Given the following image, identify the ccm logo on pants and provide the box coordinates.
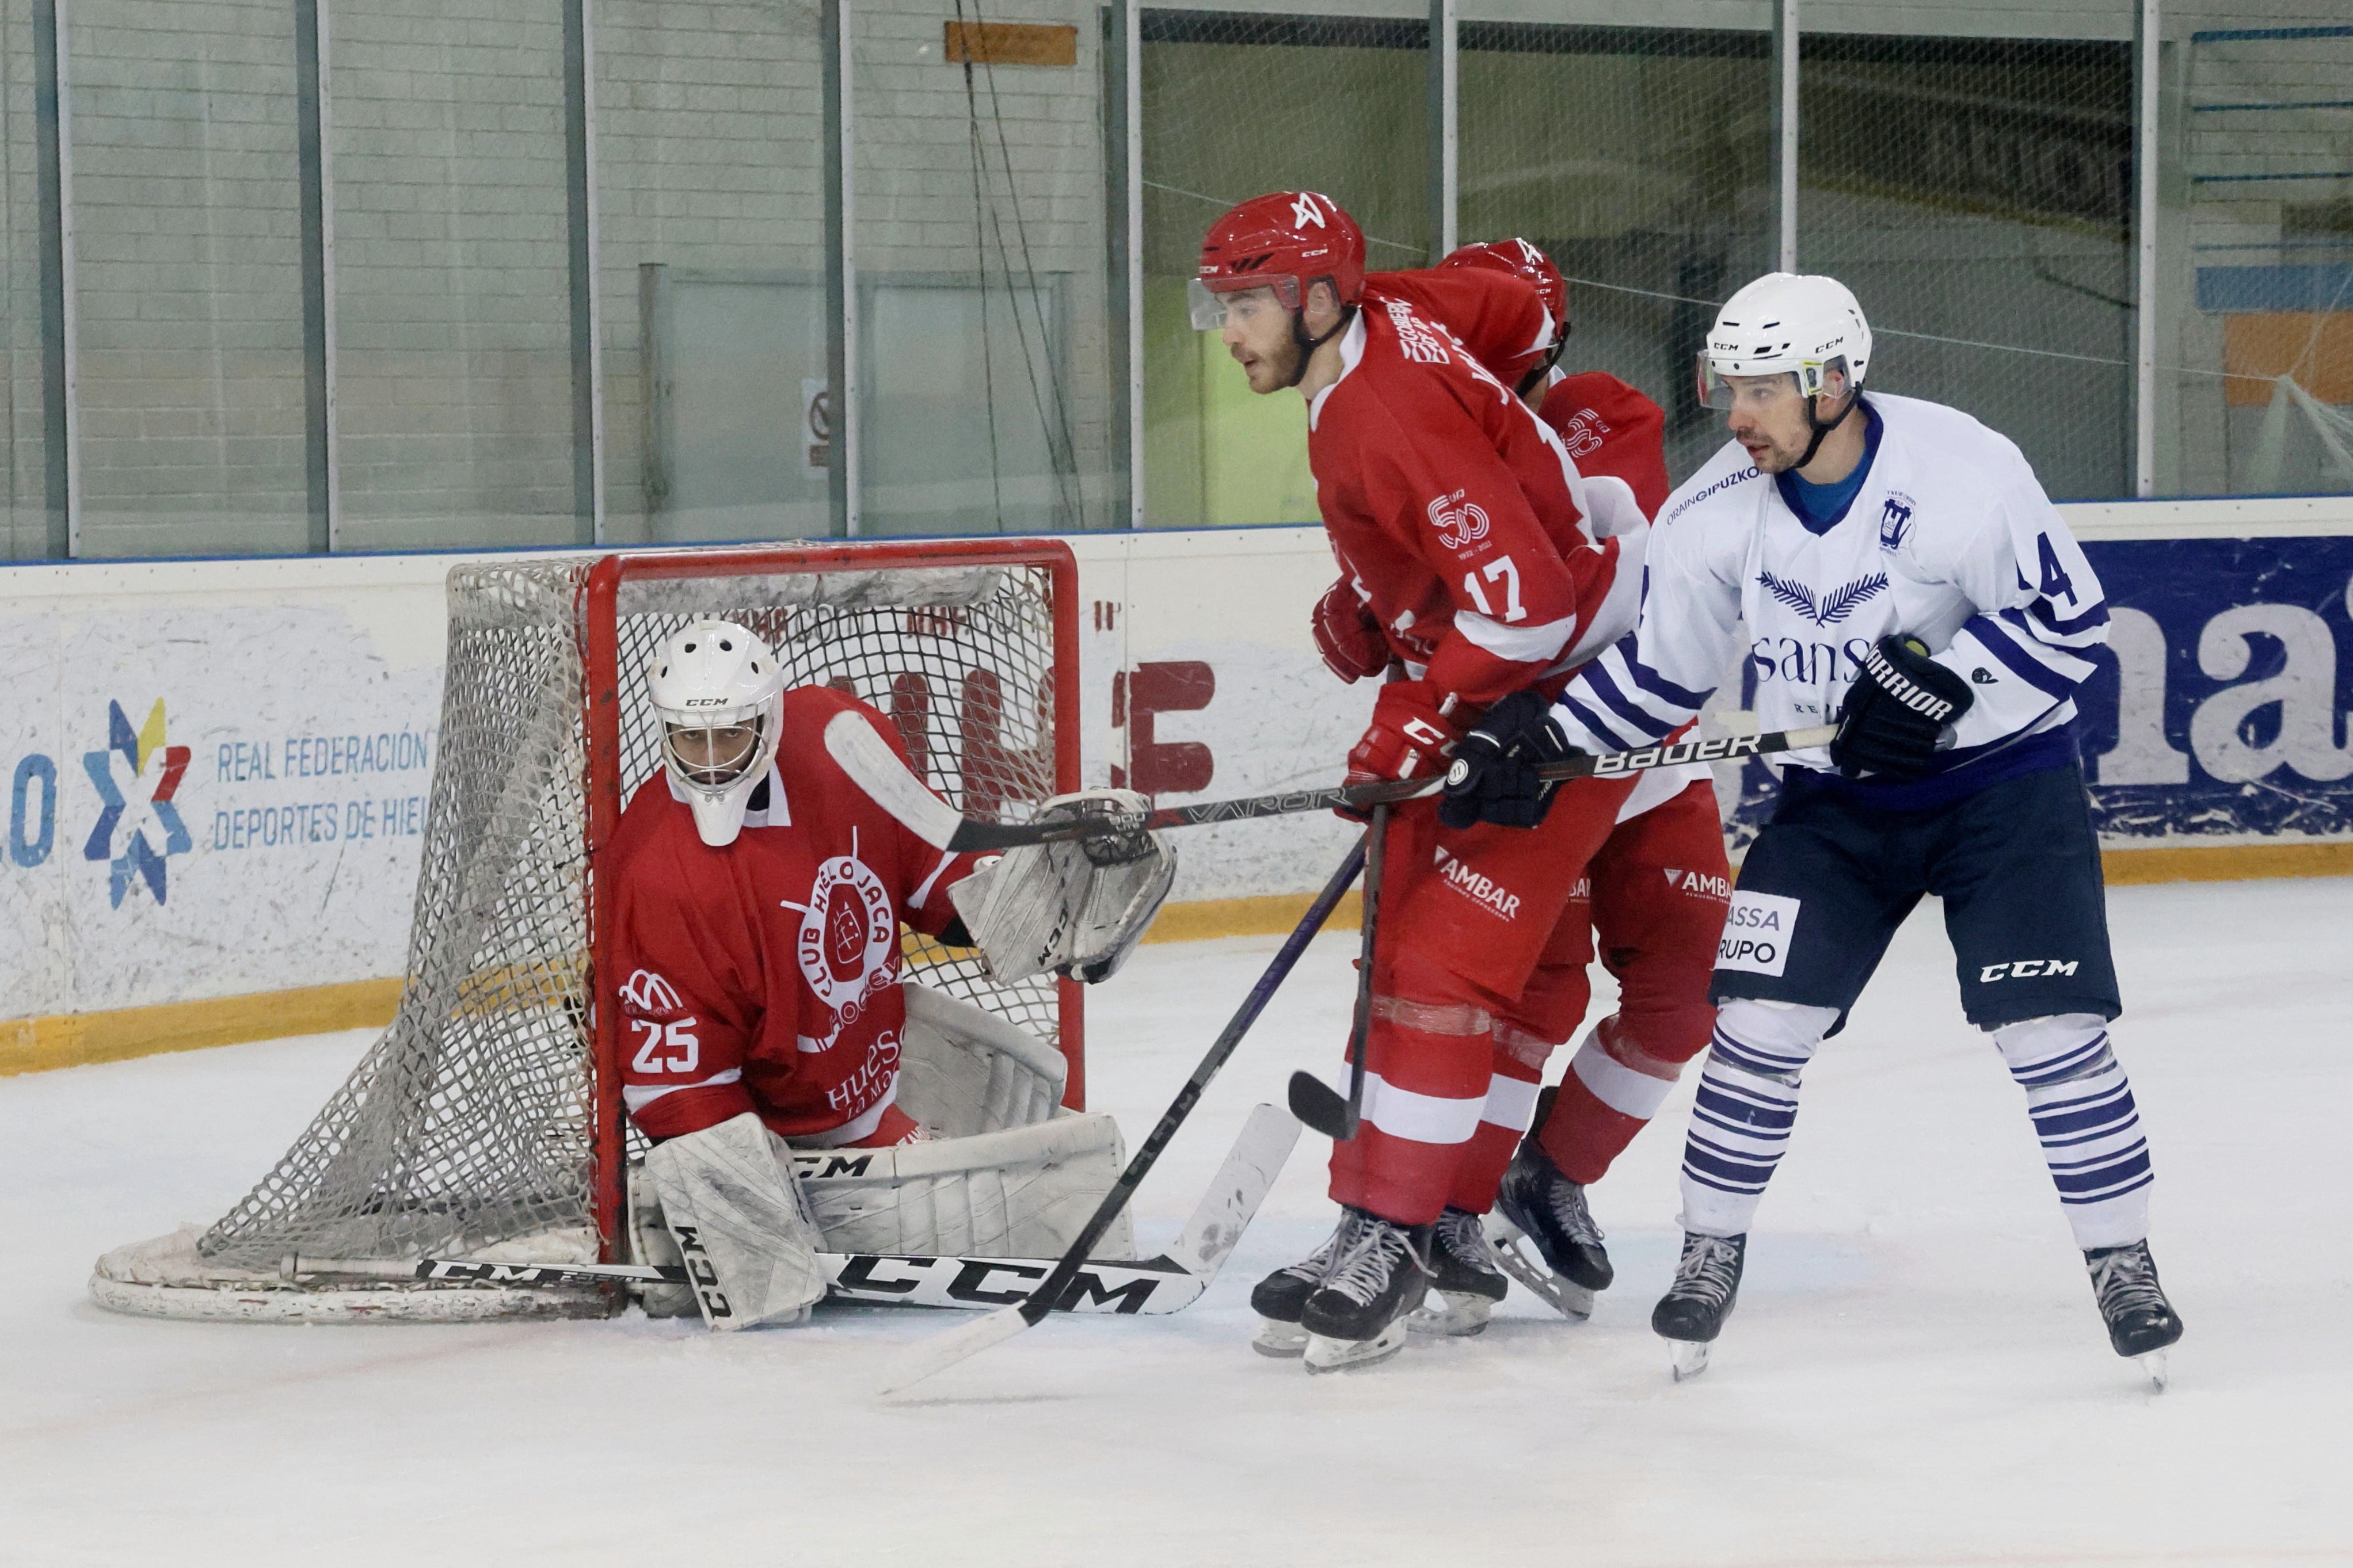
[1980,959,2081,981]
[1716,891,1800,977]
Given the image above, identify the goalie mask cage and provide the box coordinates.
[91,539,1082,1323]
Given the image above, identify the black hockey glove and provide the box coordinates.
[1440,690,1577,830]
[1830,634,1975,780]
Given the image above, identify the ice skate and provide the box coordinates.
[1653,1231,1746,1382]
[1407,1207,1509,1337]
[1248,1223,1343,1357]
[2085,1239,2182,1390]
[1299,1207,1434,1373]
[1491,1137,1610,1319]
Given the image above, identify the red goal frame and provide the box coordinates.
[577,539,1083,1261]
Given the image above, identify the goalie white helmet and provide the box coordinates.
[647,619,787,847]
[1696,271,1872,408]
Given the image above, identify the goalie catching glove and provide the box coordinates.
[950,788,1176,984]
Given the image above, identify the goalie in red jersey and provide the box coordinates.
[609,619,1172,1331]
[1194,190,1710,1370]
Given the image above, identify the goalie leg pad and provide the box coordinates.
[949,788,1176,985]
[627,1161,699,1319]
[644,1112,828,1332]
[798,1112,1134,1261]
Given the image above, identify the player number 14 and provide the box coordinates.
[1463,556,1526,623]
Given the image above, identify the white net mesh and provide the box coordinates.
[180,547,1068,1285]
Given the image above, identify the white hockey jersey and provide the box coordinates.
[1552,392,2110,799]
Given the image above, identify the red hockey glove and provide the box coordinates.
[1312,579,1391,684]
[1341,681,1463,819]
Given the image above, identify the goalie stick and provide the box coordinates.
[282,1103,1296,1318]
[878,833,1369,1395]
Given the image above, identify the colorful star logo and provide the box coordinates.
[82,699,192,907]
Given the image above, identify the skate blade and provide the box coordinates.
[1251,1318,1308,1359]
[1303,1319,1410,1373]
[1406,1290,1495,1338]
[1481,1218,1594,1321]
[1669,1339,1711,1382]
[2136,1348,2169,1392]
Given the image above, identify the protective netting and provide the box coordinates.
[1461,19,1775,484]
[1798,28,2136,502]
[2160,14,2353,496]
[193,552,1064,1273]
[1140,10,1433,529]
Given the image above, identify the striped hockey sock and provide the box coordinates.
[1994,1014,2153,1250]
[1676,999,1837,1238]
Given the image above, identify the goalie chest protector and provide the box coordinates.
[608,686,977,1145]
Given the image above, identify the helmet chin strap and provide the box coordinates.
[1282,300,1357,389]
[1792,388,1861,471]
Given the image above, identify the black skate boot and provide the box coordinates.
[1491,1127,1612,1319]
[1248,1224,1343,1358]
[1651,1231,1747,1382]
[1407,1207,1510,1338]
[1298,1207,1434,1373]
[2085,1240,2183,1389]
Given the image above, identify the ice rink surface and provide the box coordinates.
[6,876,2351,1567]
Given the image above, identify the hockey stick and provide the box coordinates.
[877,835,1369,1395]
[933,724,1837,853]
[1286,801,1388,1141]
[280,1108,1293,1317]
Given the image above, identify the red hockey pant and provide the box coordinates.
[1328,775,1632,1225]
[1328,778,1728,1224]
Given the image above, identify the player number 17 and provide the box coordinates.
[1463,556,1526,623]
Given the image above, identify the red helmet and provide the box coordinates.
[1442,238,1569,352]
[1192,191,1366,328]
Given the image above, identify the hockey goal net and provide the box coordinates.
[93,539,1080,1322]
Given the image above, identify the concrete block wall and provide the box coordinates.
[328,0,580,551]
[2,3,52,560]
[63,0,311,558]
[592,0,826,544]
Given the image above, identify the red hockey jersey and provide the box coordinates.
[1541,372,1670,519]
[1371,268,1672,522]
[1312,274,1635,708]
[609,685,978,1146]
[1365,268,1556,390]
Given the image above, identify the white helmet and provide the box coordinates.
[646,619,787,847]
[1697,271,1872,409]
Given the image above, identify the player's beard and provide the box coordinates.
[1235,333,1304,394]
[1737,426,1808,475]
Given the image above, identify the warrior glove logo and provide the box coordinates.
[1427,489,1491,552]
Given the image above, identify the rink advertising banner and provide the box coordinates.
[7,518,2353,1035]
[0,590,444,1023]
[1721,534,2353,846]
